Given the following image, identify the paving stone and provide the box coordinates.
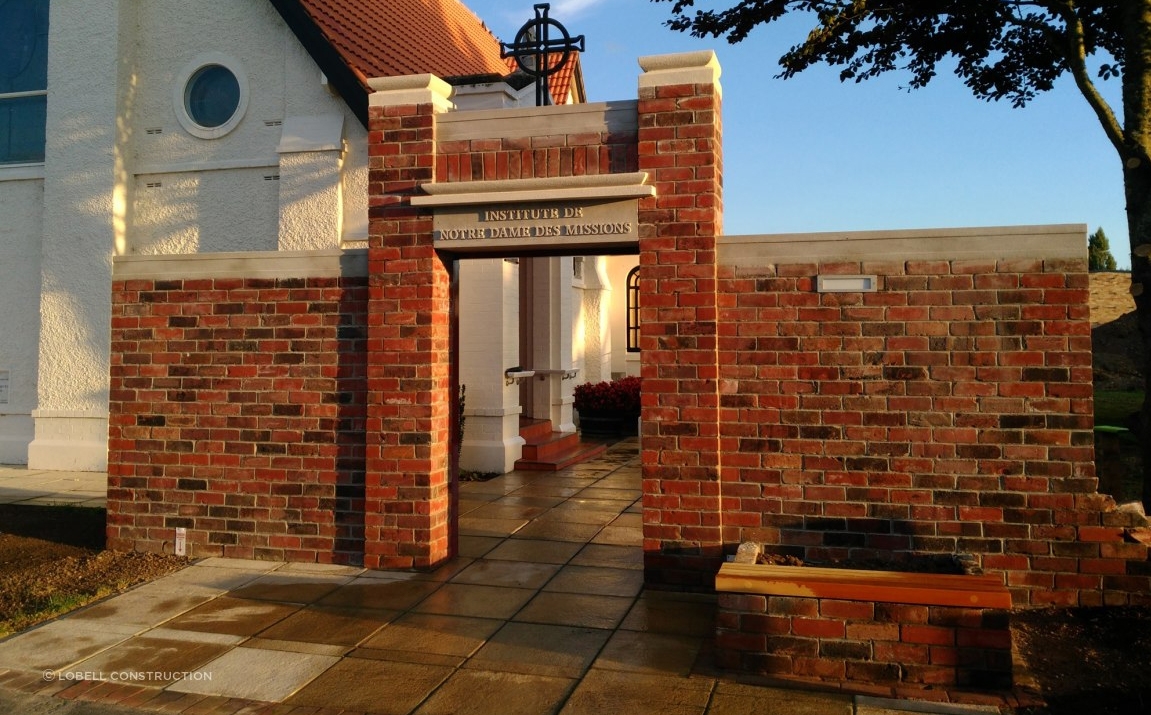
[550,498,630,513]
[133,566,267,593]
[284,657,452,714]
[457,535,504,558]
[465,503,550,521]
[708,682,853,715]
[466,622,609,678]
[227,574,353,604]
[195,558,285,572]
[413,584,536,620]
[449,560,560,589]
[360,612,502,658]
[413,669,575,715]
[511,521,603,543]
[163,597,300,637]
[506,484,583,499]
[513,592,634,630]
[593,630,704,676]
[274,562,366,577]
[166,646,336,702]
[68,636,232,685]
[483,538,582,565]
[558,668,713,715]
[243,638,350,657]
[143,628,246,646]
[573,487,637,502]
[458,517,530,538]
[254,606,395,646]
[590,525,642,547]
[68,590,216,629]
[489,495,567,509]
[543,565,644,597]
[569,544,643,570]
[619,592,717,637]
[0,620,137,672]
[314,578,442,611]
[348,646,468,668]
[531,509,621,526]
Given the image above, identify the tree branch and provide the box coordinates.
[1024,1,1134,161]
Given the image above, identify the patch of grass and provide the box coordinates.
[1094,390,1144,428]
[0,589,109,638]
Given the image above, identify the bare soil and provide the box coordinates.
[0,505,187,637]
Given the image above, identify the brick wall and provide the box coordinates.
[104,55,1149,611]
[364,96,453,570]
[636,75,725,589]
[712,246,1151,607]
[107,271,368,563]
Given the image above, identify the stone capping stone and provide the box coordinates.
[718,223,1087,267]
[412,172,655,207]
[436,100,638,142]
[638,50,722,94]
[111,248,368,280]
[367,73,454,111]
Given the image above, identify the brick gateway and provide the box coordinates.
[107,51,1150,690]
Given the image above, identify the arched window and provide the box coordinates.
[626,266,640,353]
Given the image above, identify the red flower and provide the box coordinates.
[573,376,642,415]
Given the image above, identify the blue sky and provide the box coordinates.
[464,0,1129,268]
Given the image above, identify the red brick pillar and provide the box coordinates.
[637,51,724,587]
[364,76,454,569]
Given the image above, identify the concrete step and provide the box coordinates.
[514,417,609,471]
[514,438,608,472]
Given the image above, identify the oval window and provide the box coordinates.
[184,64,240,129]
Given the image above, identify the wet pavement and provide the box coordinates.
[0,441,996,714]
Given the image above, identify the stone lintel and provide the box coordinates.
[112,249,369,281]
[413,172,654,207]
[718,224,1088,267]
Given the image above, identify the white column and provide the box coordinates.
[458,259,525,473]
[527,257,575,433]
[29,0,132,471]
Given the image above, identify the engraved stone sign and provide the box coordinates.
[433,198,639,254]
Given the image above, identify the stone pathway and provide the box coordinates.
[0,465,106,507]
[0,442,995,714]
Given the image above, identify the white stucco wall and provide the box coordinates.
[28,0,131,470]
[24,0,371,469]
[0,176,43,464]
[124,0,366,254]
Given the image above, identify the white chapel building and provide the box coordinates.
[0,0,640,474]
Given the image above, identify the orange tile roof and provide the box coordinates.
[269,0,585,125]
[298,0,509,85]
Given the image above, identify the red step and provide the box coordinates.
[514,418,609,471]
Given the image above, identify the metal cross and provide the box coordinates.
[500,4,585,107]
